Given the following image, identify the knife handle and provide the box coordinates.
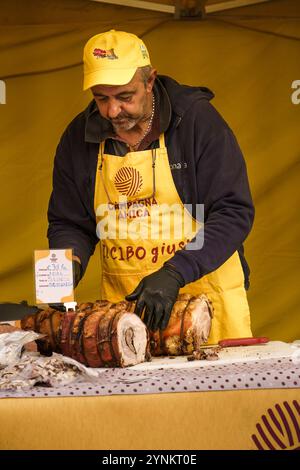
[218,337,269,347]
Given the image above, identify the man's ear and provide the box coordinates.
[146,68,157,92]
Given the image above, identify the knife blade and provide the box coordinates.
[0,301,40,322]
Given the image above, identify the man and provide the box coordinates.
[48,30,254,342]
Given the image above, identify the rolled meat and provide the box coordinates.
[21,294,213,366]
[21,301,149,368]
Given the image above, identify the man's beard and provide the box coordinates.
[109,97,149,132]
[110,115,139,132]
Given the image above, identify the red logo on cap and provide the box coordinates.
[93,48,118,60]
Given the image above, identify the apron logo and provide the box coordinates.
[251,400,300,450]
[114,167,143,197]
[93,48,118,60]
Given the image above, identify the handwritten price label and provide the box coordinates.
[34,249,74,304]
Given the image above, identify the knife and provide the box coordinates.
[201,337,269,348]
[0,301,41,322]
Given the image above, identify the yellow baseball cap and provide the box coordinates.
[83,30,151,90]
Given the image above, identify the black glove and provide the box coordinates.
[125,264,185,332]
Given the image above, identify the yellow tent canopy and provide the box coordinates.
[0,0,299,341]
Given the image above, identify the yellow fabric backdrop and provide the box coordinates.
[0,0,299,341]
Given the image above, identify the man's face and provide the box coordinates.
[91,69,156,132]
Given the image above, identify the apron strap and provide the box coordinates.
[159,133,166,148]
[99,140,105,160]
[98,141,113,204]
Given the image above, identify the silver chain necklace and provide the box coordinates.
[129,93,155,150]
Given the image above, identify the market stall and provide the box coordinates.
[1,0,299,451]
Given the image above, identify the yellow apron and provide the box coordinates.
[94,134,252,343]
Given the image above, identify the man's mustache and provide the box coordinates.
[110,114,136,123]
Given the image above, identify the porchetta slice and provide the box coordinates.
[116,313,149,367]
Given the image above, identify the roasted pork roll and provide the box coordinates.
[21,294,213,366]
[21,301,149,367]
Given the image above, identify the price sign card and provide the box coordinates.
[34,249,75,305]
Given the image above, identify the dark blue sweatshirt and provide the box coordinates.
[47,75,254,288]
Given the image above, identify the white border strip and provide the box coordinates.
[90,0,272,14]
[91,0,174,13]
[206,0,271,14]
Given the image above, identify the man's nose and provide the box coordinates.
[107,100,121,119]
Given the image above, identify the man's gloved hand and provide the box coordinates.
[125,264,185,332]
